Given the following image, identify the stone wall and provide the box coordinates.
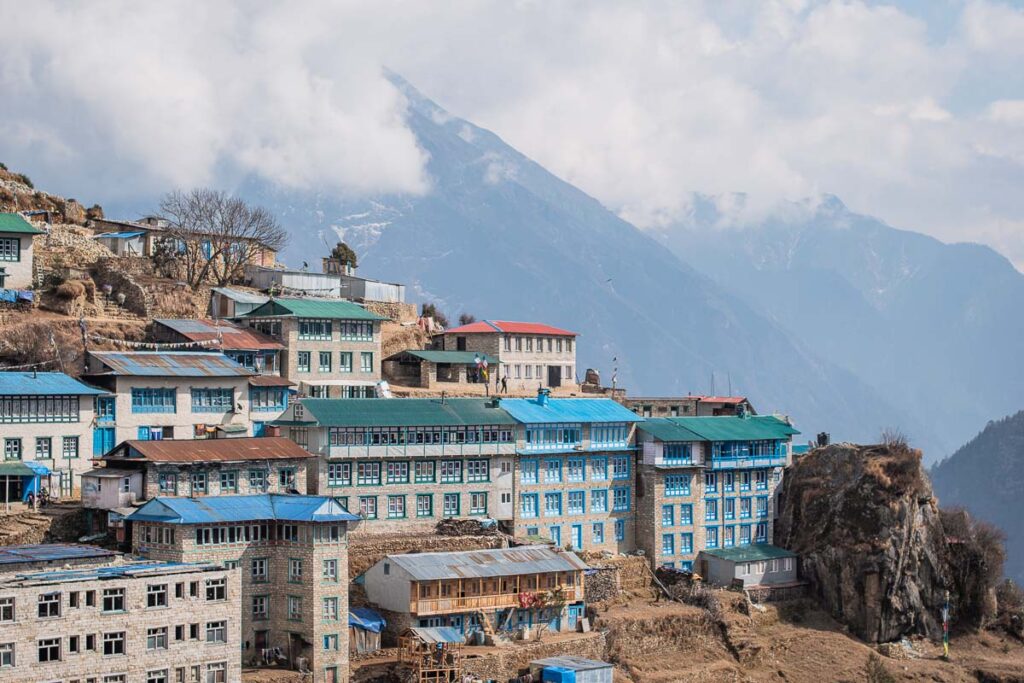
[348,533,508,579]
[461,632,607,682]
[93,259,149,316]
[363,301,418,323]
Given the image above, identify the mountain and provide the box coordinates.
[235,75,924,446]
[654,195,1024,459]
[932,411,1024,583]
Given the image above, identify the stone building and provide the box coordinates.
[362,546,587,640]
[82,436,316,512]
[433,320,577,391]
[0,371,106,498]
[502,393,641,552]
[128,493,358,682]
[621,395,755,418]
[0,212,44,290]
[0,544,240,683]
[696,544,798,588]
[240,297,387,399]
[275,397,517,534]
[635,415,798,570]
[382,349,499,389]
[84,351,255,444]
[92,216,279,267]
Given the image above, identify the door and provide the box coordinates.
[456,336,467,351]
[254,630,268,651]
[547,365,561,388]
[567,604,583,631]
[546,608,561,632]
[571,524,583,551]
[549,525,561,546]
[253,422,265,437]
[449,615,464,634]
[93,428,115,456]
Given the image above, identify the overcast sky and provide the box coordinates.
[2,1,1023,266]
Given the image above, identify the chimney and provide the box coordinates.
[537,387,550,407]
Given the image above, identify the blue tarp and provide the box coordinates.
[349,607,386,633]
[95,231,145,239]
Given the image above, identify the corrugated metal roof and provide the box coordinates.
[88,352,253,377]
[153,319,284,351]
[501,397,642,425]
[385,545,588,581]
[300,397,517,427]
[442,320,576,336]
[0,212,45,234]
[638,418,707,442]
[8,561,221,585]
[127,494,359,524]
[0,371,105,396]
[82,468,137,479]
[249,375,294,387]
[700,544,796,562]
[388,350,499,365]
[0,544,118,566]
[94,231,145,239]
[243,297,386,321]
[111,437,313,463]
[0,462,39,476]
[211,287,270,305]
[531,656,611,672]
[653,416,800,442]
[408,627,464,644]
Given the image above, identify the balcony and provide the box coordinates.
[328,442,515,459]
[708,454,786,470]
[411,585,584,616]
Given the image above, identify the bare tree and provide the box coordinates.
[458,313,476,326]
[157,189,288,287]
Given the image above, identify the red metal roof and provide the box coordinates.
[443,320,576,336]
[695,396,748,404]
[114,437,313,463]
[153,319,284,351]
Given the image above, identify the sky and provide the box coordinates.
[1,0,1023,266]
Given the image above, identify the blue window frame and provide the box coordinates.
[592,522,604,544]
[567,491,585,515]
[739,524,751,545]
[755,522,768,542]
[520,493,539,518]
[756,496,769,519]
[724,498,735,520]
[591,423,628,448]
[680,560,693,571]
[191,388,233,413]
[250,387,287,412]
[661,534,675,555]
[705,499,718,521]
[663,443,692,464]
[614,519,625,542]
[679,504,693,525]
[566,458,585,482]
[611,455,630,480]
[131,388,175,414]
[755,470,768,490]
[661,505,674,527]
[740,497,752,519]
[705,472,718,493]
[543,492,562,516]
[544,458,562,483]
[723,525,735,547]
[612,487,630,511]
[680,533,693,554]
[589,456,608,481]
[548,525,562,546]
[665,474,690,496]
[95,396,116,423]
[590,489,608,513]
[723,472,735,492]
[520,459,538,484]
[524,424,582,451]
[740,471,752,491]
[705,527,719,549]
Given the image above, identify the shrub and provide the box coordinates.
[55,280,86,300]
[422,302,450,328]
[865,653,896,683]
[16,173,33,189]
[458,312,476,326]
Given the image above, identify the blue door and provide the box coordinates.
[93,428,115,456]
[546,609,561,632]
[253,422,265,437]
[567,604,583,630]
[571,524,583,551]
[549,526,561,546]
[448,615,464,634]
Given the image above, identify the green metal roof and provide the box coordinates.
[300,397,517,427]
[700,544,796,563]
[640,415,798,442]
[0,462,39,476]
[392,349,499,365]
[0,213,45,235]
[244,297,386,321]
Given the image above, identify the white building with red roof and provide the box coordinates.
[434,319,577,392]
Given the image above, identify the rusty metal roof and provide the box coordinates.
[111,437,313,463]
[249,375,294,387]
[153,319,285,351]
[89,352,253,377]
[384,545,588,581]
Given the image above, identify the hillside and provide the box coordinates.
[655,195,1024,460]
[932,411,1024,584]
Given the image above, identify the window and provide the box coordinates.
[469,492,487,515]
[158,472,177,495]
[705,499,718,521]
[525,425,581,451]
[567,490,584,515]
[251,558,268,582]
[665,474,690,496]
[147,627,168,651]
[0,642,12,668]
[359,496,377,519]
[298,318,332,340]
[104,675,127,683]
[0,395,82,423]
[279,467,296,488]
[416,494,433,517]
[520,459,538,484]
[538,492,562,520]
[190,388,233,412]
[190,472,207,495]
[219,471,237,493]
[336,351,353,373]
[206,578,226,601]
[680,533,693,553]
[663,443,692,464]
[205,662,227,683]
[590,489,608,512]
[3,438,21,460]
[525,337,533,352]
[589,457,607,481]
[723,472,735,492]
[322,559,338,581]
[327,462,351,487]
[439,460,462,483]
[514,364,521,378]
[339,320,374,341]
[755,470,768,490]
[724,498,735,520]
[662,534,675,555]
[612,487,630,511]
[520,493,538,518]
[147,584,168,608]
[360,352,373,373]
[131,388,176,413]
[103,631,125,656]
[739,525,751,546]
[757,496,769,519]
[0,237,20,262]
[661,504,674,527]
[614,519,625,541]
[357,462,380,485]
[322,597,339,621]
[756,522,768,543]
[102,588,124,613]
[252,595,269,620]
[680,504,693,525]
[544,458,562,483]
[250,387,287,411]
[386,461,409,483]
[0,597,12,622]
[740,471,752,491]
[148,670,169,683]
[566,458,585,482]
[38,592,60,618]
[38,637,60,662]
[287,596,302,621]
[387,495,406,518]
[205,621,227,643]
[318,351,332,372]
[35,436,51,459]
[442,493,460,517]
[297,351,311,373]
[289,559,303,582]
[706,527,719,549]
[705,472,718,493]
[462,459,488,483]
[323,634,339,651]
[740,498,752,519]
[724,526,735,547]
[592,522,604,543]
[593,424,629,448]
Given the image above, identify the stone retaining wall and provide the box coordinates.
[461,632,607,682]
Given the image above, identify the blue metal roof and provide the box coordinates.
[0,372,105,396]
[94,231,145,239]
[501,397,642,424]
[0,543,118,566]
[89,352,253,377]
[127,494,359,525]
[350,607,386,633]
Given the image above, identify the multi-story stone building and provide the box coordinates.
[0,371,106,498]
[275,397,517,534]
[621,395,755,418]
[240,297,386,399]
[502,392,641,552]
[635,415,798,570]
[0,544,241,683]
[362,546,587,639]
[128,493,358,682]
[434,320,577,391]
[82,437,316,512]
[0,212,44,290]
[85,351,254,445]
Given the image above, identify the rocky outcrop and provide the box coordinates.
[776,443,951,642]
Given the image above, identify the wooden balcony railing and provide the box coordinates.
[411,585,584,616]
